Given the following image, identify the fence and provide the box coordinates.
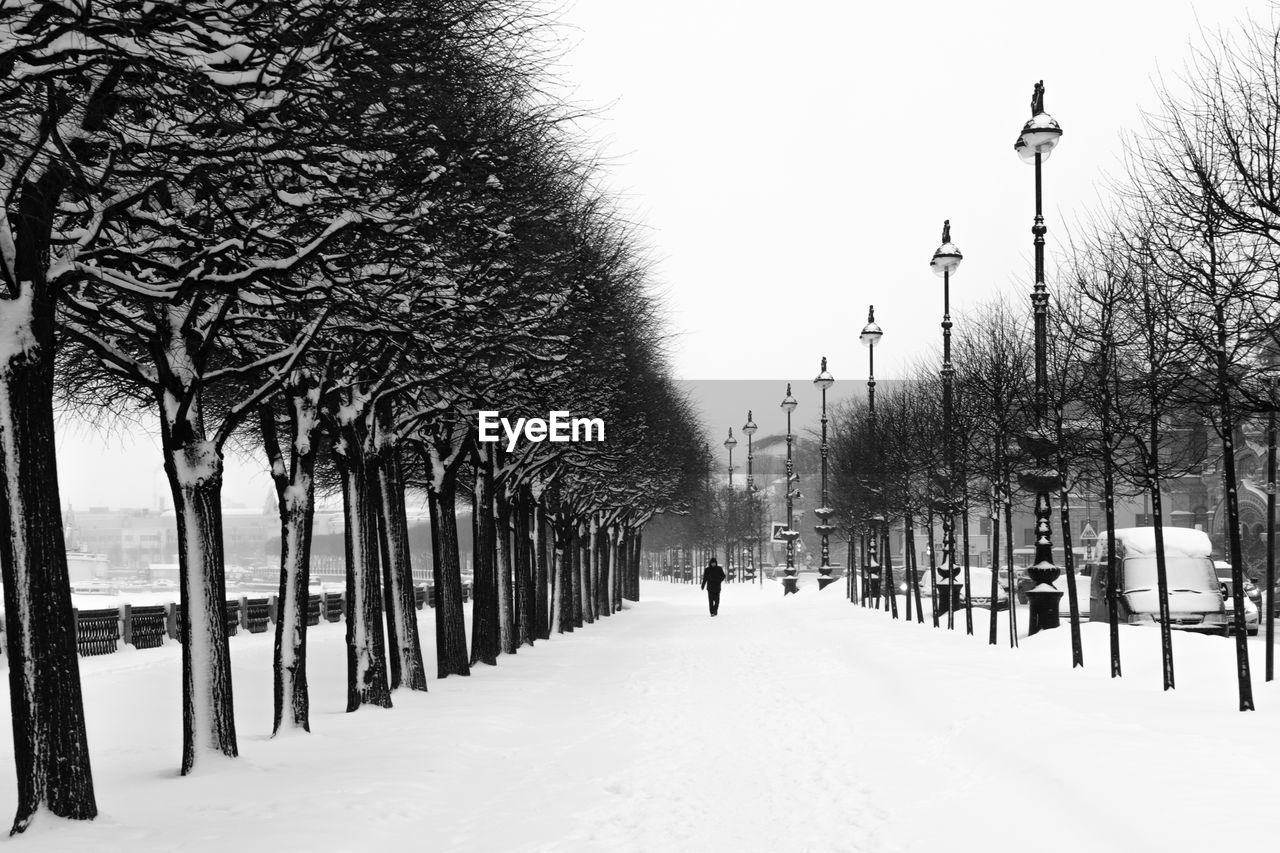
[0,582,472,660]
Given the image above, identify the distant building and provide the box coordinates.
[65,552,110,583]
[64,505,173,572]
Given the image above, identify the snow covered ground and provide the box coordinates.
[3,579,1279,852]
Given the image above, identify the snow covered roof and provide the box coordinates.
[1098,527,1211,558]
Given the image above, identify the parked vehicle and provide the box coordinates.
[1088,528,1227,635]
[1011,564,1088,618]
[1217,576,1260,636]
[1212,561,1260,606]
[1056,567,1090,621]
[963,566,1009,610]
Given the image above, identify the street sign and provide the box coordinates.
[771,522,787,543]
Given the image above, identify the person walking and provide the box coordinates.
[701,557,726,616]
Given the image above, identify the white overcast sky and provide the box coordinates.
[555,0,1263,381]
[56,0,1264,510]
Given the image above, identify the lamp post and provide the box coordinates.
[781,383,800,595]
[930,221,963,622]
[1267,374,1277,682]
[1015,80,1065,634]
[724,428,738,582]
[859,308,884,607]
[743,412,759,585]
[814,358,838,590]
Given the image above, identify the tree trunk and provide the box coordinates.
[1215,339,1255,710]
[554,516,574,633]
[858,534,867,606]
[535,501,550,639]
[989,489,1001,645]
[1103,420,1121,677]
[605,528,618,616]
[904,515,922,623]
[628,527,643,601]
[883,526,898,618]
[163,434,239,772]
[260,385,320,734]
[582,518,596,624]
[514,490,535,646]
[962,486,973,636]
[374,443,427,691]
[335,426,392,710]
[470,451,500,666]
[1059,484,1084,669]
[492,474,516,656]
[1003,469,1018,648]
[571,522,585,628]
[0,280,97,829]
[904,522,913,622]
[426,473,469,677]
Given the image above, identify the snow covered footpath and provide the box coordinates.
[3,579,1279,852]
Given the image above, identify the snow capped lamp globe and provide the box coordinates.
[1014,80,1063,163]
[780,384,797,414]
[859,307,883,350]
[813,357,834,391]
[930,219,963,278]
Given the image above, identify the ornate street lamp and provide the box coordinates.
[859,307,884,607]
[1015,80,1065,633]
[814,357,838,590]
[1266,372,1277,681]
[743,411,760,585]
[724,428,738,582]
[781,383,800,595]
[930,221,963,623]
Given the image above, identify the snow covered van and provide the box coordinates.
[1087,528,1227,635]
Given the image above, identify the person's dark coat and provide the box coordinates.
[701,564,726,589]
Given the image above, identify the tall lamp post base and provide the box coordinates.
[782,577,799,595]
[1026,587,1063,635]
[935,579,963,613]
[817,574,840,591]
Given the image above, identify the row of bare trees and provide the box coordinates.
[830,14,1280,713]
[1,0,706,834]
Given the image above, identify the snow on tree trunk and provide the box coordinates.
[163,435,238,773]
[263,384,320,734]
[470,448,500,665]
[603,527,617,617]
[634,528,645,600]
[1058,487,1084,668]
[1003,470,1018,648]
[374,444,428,691]
[272,473,314,733]
[426,472,469,677]
[0,280,97,831]
[493,473,516,655]
[573,517,586,625]
[584,516,598,623]
[335,425,392,711]
[263,381,320,734]
[1216,357,1255,711]
[534,501,550,640]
